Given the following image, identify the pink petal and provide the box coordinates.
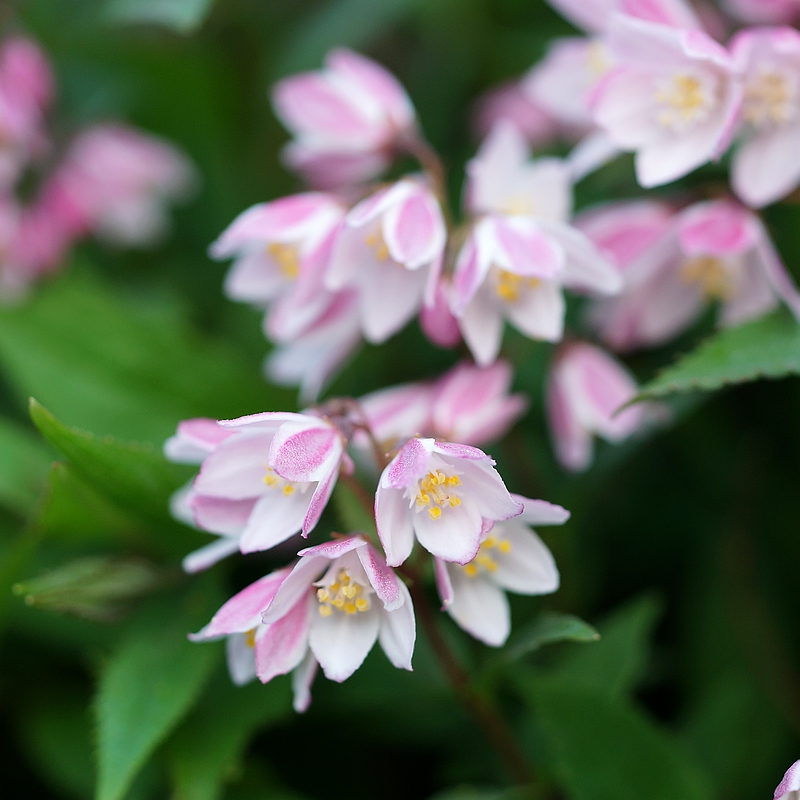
[261,556,327,625]
[357,544,403,611]
[382,185,446,269]
[434,556,454,608]
[381,437,434,489]
[297,535,365,560]
[678,200,757,256]
[255,592,313,683]
[776,760,800,798]
[301,463,339,538]
[269,418,341,482]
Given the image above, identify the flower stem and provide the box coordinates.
[403,562,538,788]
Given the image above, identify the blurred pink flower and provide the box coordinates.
[419,274,461,348]
[376,437,522,567]
[592,15,741,187]
[723,0,800,25]
[546,341,647,471]
[359,360,528,450]
[166,411,348,571]
[452,123,620,365]
[546,0,701,34]
[51,123,195,246]
[272,48,416,189]
[588,199,800,350]
[774,760,800,800]
[729,27,800,208]
[326,178,446,344]
[435,495,567,646]
[473,80,560,147]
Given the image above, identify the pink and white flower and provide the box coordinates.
[210,192,346,340]
[265,289,362,403]
[729,27,800,208]
[419,275,461,348]
[588,199,800,350]
[546,342,647,471]
[326,178,446,344]
[452,122,620,366]
[592,15,742,187]
[723,0,800,25]
[474,80,561,147]
[435,495,568,646]
[272,48,416,189]
[254,537,415,697]
[774,760,800,800]
[375,437,523,567]
[546,0,701,34]
[166,411,348,571]
[49,123,195,246]
[359,360,527,452]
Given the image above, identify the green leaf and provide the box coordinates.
[166,674,292,800]
[429,788,537,800]
[29,400,191,526]
[275,0,419,76]
[553,594,661,697]
[0,270,282,445]
[501,612,600,664]
[635,311,800,401]
[0,416,54,517]
[94,581,223,800]
[104,0,214,34]
[526,679,711,800]
[13,555,164,621]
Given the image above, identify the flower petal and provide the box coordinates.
[445,565,511,647]
[376,485,416,567]
[491,522,560,595]
[255,593,313,683]
[378,580,416,670]
[357,543,403,610]
[291,650,319,713]
[309,603,381,682]
[226,633,257,686]
[238,491,310,553]
[413,496,484,564]
[269,419,341,483]
[182,536,241,574]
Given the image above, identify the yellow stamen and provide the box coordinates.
[428,506,442,520]
[317,588,330,603]
[282,484,295,496]
[355,597,369,611]
[464,563,478,578]
[498,540,512,554]
[319,604,333,617]
[245,629,256,648]
[656,73,713,129]
[316,569,371,617]
[744,69,794,127]
[267,242,300,279]
[679,256,733,300]
[365,231,390,261]
[495,270,540,303]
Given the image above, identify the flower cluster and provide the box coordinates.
[170,9,800,711]
[0,36,194,299]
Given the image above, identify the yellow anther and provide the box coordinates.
[495,271,540,303]
[464,563,478,577]
[498,540,512,554]
[245,629,256,648]
[365,231,390,261]
[268,242,300,279]
[679,256,733,300]
[744,70,793,126]
[332,595,345,608]
[447,476,461,487]
[656,73,713,129]
[317,588,330,603]
[449,497,461,508]
[282,484,295,496]
[264,474,277,486]
[319,604,333,617]
[483,536,497,549]
[342,584,357,599]
[477,553,498,572]
[338,571,351,585]
[428,506,442,520]
[355,597,369,612]
[416,492,431,506]
[344,601,357,615]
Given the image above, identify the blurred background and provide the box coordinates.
[1,1,799,798]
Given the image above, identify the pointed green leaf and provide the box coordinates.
[636,311,800,401]
[501,612,600,664]
[166,674,291,800]
[29,400,191,525]
[94,581,223,800]
[0,416,54,517]
[526,679,711,800]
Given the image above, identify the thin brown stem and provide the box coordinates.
[403,562,537,788]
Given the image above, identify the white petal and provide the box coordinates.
[238,490,310,553]
[491,522,560,595]
[309,604,381,682]
[360,258,427,343]
[226,633,257,686]
[445,564,511,647]
[182,536,241,574]
[376,486,416,567]
[505,280,565,342]
[459,286,504,367]
[378,581,416,671]
[413,496,484,564]
[292,650,319,713]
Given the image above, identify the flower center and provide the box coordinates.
[495,270,540,303]
[463,534,512,578]
[245,628,257,648]
[409,469,462,520]
[365,230,390,261]
[656,72,716,131]
[586,41,611,78]
[316,569,370,616]
[267,242,300,279]
[263,466,298,496]
[743,68,797,128]
[679,256,734,300]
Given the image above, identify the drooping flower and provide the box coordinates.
[265,288,362,403]
[358,360,527,453]
[49,124,195,246]
[451,122,620,365]
[774,760,800,800]
[419,275,462,349]
[256,537,415,695]
[272,48,416,189]
[435,495,568,646]
[165,412,348,571]
[326,178,446,344]
[588,199,800,350]
[375,437,523,567]
[210,192,346,341]
[592,15,742,188]
[729,27,800,208]
[546,341,648,471]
